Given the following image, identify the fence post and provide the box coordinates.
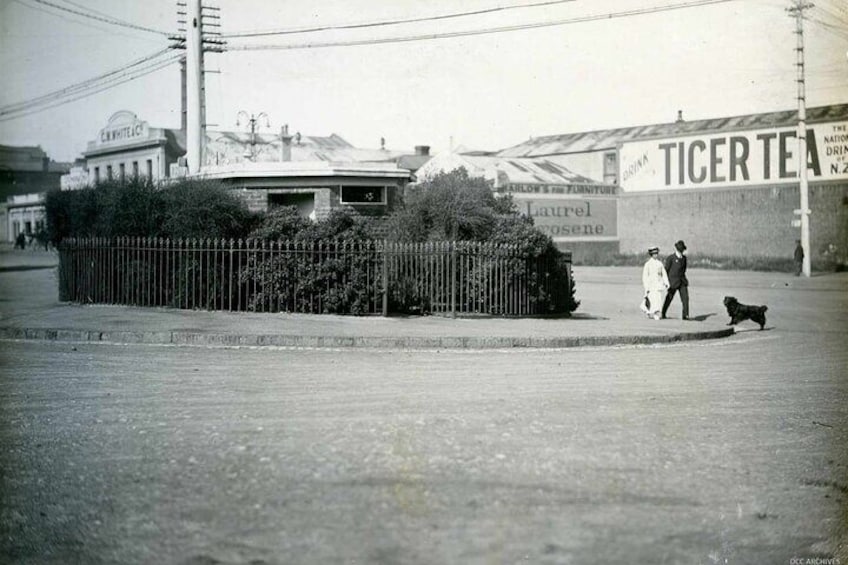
[564,249,573,313]
[381,240,389,317]
[451,241,457,318]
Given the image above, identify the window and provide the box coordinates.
[119,163,125,181]
[132,161,139,178]
[94,167,100,184]
[340,186,386,205]
[146,159,153,178]
[603,152,617,184]
[268,192,315,218]
[106,165,113,180]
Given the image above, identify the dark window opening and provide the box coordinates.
[269,192,316,219]
[341,186,385,205]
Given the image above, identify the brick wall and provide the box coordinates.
[618,182,848,262]
[237,189,267,213]
[554,240,619,263]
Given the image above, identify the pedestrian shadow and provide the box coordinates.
[688,313,717,322]
[569,313,610,321]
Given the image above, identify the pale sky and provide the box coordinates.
[1,0,846,163]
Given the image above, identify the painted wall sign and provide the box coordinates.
[507,183,617,196]
[514,196,617,238]
[95,111,150,147]
[619,120,848,191]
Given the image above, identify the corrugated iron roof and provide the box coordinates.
[498,103,848,157]
[117,128,428,169]
[419,153,602,186]
[203,131,409,166]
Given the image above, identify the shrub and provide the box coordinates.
[248,206,311,240]
[387,168,500,241]
[240,209,379,314]
[156,178,256,240]
[386,167,578,315]
[45,177,256,245]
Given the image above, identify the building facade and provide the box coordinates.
[62,111,421,221]
[1,145,70,243]
[498,104,848,265]
[80,111,186,186]
[199,161,412,221]
[415,152,618,260]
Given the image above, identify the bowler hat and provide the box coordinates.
[675,240,687,252]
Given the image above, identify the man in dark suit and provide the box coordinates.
[662,240,689,320]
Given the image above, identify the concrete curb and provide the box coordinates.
[0,326,735,349]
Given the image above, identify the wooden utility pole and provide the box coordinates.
[788,0,814,277]
[186,0,203,174]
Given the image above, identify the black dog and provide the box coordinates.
[723,296,768,330]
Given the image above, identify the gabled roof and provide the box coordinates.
[204,131,408,165]
[498,103,848,157]
[416,152,603,186]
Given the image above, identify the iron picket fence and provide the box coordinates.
[58,237,573,316]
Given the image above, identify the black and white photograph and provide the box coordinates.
[1,0,847,563]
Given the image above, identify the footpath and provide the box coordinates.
[3,247,832,349]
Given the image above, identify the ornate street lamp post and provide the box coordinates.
[236,111,270,161]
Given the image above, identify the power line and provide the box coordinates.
[221,0,578,39]
[56,0,129,21]
[28,0,169,35]
[1,48,174,114]
[807,17,848,40]
[9,0,165,42]
[0,55,181,122]
[0,53,182,121]
[227,0,738,51]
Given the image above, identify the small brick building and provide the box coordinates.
[197,161,412,220]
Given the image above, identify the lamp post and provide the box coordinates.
[236,111,270,161]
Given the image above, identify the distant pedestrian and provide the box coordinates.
[15,231,26,250]
[641,246,669,320]
[35,228,49,251]
[793,239,804,276]
[662,240,689,320]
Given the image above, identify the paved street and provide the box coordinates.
[1,252,847,563]
[1,295,846,563]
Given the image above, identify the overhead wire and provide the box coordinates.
[807,18,848,40]
[1,52,182,121]
[8,0,165,42]
[0,55,181,122]
[1,48,175,114]
[221,0,578,39]
[28,0,169,35]
[226,0,738,51]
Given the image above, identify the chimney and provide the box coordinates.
[676,110,684,123]
[279,124,292,162]
[414,145,430,156]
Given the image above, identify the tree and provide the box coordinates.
[386,168,503,241]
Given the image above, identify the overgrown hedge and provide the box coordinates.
[49,172,580,315]
[385,169,579,314]
[45,177,257,245]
